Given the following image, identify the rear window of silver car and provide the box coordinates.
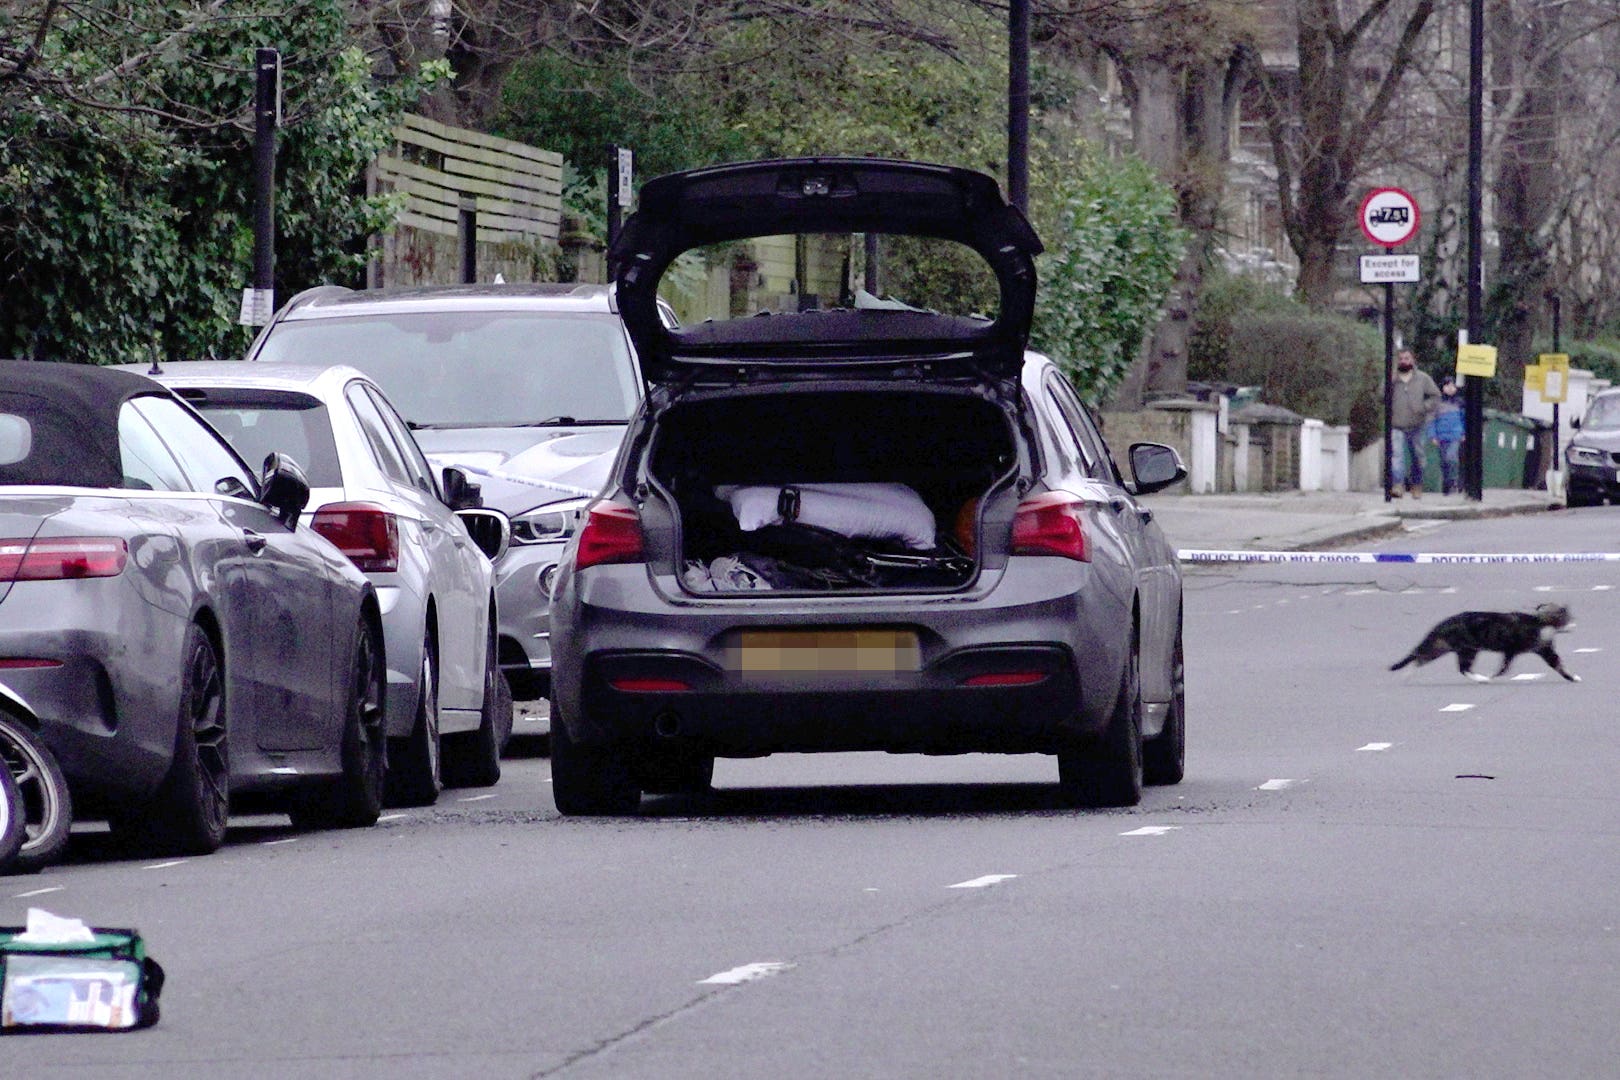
[188,395,343,488]
[0,414,29,466]
[255,312,641,428]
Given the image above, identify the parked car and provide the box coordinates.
[546,157,1188,815]
[243,284,663,725]
[129,362,513,805]
[0,360,387,856]
[1564,387,1620,507]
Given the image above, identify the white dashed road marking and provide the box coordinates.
[458,794,499,803]
[1511,673,1545,681]
[1257,779,1302,791]
[143,861,186,871]
[261,837,299,846]
[1575,648,1603,654]
[1120,826,1180,836]
[13,887,63,899]
[699,962,794,986]
[378,813,407,822]
[1440,703,1476,713]
[947,874,1019,889]
[1356,742,1393,752]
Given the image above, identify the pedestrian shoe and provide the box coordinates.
[1409,486,1422,499]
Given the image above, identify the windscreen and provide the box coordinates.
[187,395,343,488]
[663,233,1001,331]
[254,312,641,428]
[1584,394,1620,429]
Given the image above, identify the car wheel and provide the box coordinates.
[290,615,386,830]
[115,623,231,855]
[550,705,641,816]
[386,633,442,808]
[1566,490,1595,508]
[0,709,73,873]
[1058,641,1144,809]
[636,750,715,795]
[1143,621,1186,786]
[442,619,509,789]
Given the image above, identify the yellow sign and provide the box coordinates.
[1525,363,1545,392]
[1537,353,1569,403]
[1456,343,1498,378]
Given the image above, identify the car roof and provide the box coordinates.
[0,360,169,488]
[129,360,371,395]
[278,283,618,320]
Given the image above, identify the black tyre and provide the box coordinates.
[290,615,386,830]
[0,709,73,873]
[386,633,442,808]
[442,619,509,789]
[0,756,26,872]
[1143,622,1186,786]
[550,705,641,816]
[636,750,715,795]
[114,622,230,856]
[1058,643,1144,809]
[1565,490,1596,508]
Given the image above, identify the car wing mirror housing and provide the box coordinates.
[1128,442,1187,495]
[259,452,311,528]
[443,466,483,511]
[455,508,511,562]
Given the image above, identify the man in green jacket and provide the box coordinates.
[1390,349,1441,498]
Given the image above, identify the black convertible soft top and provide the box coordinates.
[0,360,168,488]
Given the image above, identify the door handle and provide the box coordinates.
[242,530,268,554]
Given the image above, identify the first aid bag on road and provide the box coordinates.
[0,911,164,1032]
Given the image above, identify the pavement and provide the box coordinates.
[1142,487,1563,554]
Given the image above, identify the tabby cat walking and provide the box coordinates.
[1390,603,1580,682]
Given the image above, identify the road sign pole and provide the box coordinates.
[1383,275,1395,502]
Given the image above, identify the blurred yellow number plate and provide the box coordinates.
[732,629,920,676]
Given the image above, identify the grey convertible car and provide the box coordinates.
[547,157,1187,815]
[0,361,387,856]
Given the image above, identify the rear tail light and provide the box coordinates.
[575,500,644,570]
[0,658,63,670]
[1010,492,1090,561]
[0,537,128,582]
[309,503,400,573]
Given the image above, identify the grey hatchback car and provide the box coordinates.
[547,157,1188,815]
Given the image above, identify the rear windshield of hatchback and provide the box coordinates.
[254,312,641,428]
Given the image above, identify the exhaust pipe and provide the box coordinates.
[653,711,683,739]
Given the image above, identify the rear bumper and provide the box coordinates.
[552,557,1132,754]
[581,643,1089,756]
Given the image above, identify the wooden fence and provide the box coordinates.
[370,114,565,286]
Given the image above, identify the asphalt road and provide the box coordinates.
[6,506,1620,1078]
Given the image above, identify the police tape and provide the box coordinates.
[1176,549,1620,565]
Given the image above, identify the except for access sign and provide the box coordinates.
[1359,254,1420,283]
[1359,187,1420,247]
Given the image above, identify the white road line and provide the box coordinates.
[1440,703,1476,713]
[1346,588,1379,595]
[698,962,794,986]
[1257,779,1301,791]
[142,860,186,871]
[1226,609,1244,615]
[1511,673,1545,681]
[378,813,407,822]
[947,874,1019,889]
[458,794,499,803]
[1356,742,1393,752]
[1595,585,1614,591]
[1575,648,1603,654]
[1119,826,1180,836]
[13,887,63,899]
[261,837,300,846]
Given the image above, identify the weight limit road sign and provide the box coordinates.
[1359,187,1420,248]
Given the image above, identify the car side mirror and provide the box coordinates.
[442,466,483,511]
[1128,442,1187,495]
[259,452,311,528]
[455,508,511,562]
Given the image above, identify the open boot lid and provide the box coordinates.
[610,158,1043,386]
